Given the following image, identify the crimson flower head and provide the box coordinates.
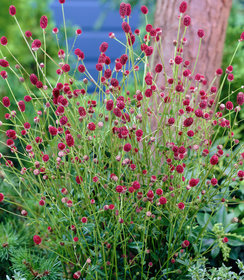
[25,30,32,38]
[76,29,82,35]
[119,2,127,18]
[31,39,42,51]
[9,5,16,16]
[122,22,131,33]
[0,36,8,46]
[99,42,109,53]
[33,235,42,245]
[181,240,190,248]
[40,15,48,29]
[179,1,187,13]
[59,0,65,3]
[197,29,205,38]
[141,5,148,15]
[210,155,219,165]
[240,32,244,41]
[222,237,228,243]
[0,70,7,79]
[0,193,4,202]
[0,59,9,68]
[237,92,244,106]
[183,15,191,26]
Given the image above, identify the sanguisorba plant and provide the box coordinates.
[0,0,243,279]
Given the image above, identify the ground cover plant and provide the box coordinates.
[0,1,243,279]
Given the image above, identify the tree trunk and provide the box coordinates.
[153,0,232,85]
[150,0,232,132]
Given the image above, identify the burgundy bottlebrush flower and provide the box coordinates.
[123,143,132,152]
[159,196,167,205]
[179,1,187,13]
[176,165,184,174]
[31,39,42,51]
[226,101,233,110]
[99,42,108,53]
[0,36,8,46]
[2,96,10,107]
[237,92,244,106]
[122,22,131,33]
[62,64,70,73]
[178,202,185,210]
[119,2,127,18]
[189,178,199,187]
[87,122,96,131]
[66,133,75,147]
[141,5,148,15]
[25,30,32,38]
[81,217,87,223]
[216,68,223,76]
[181,240,190,248]
[76,176,83,184]
[183,15,191,27]
[33,235,42,245]
[49,126,58,136]
[106,99,114,111]
[211,178,218,186]
[52,27,59,34]
[183,117,193,127]
[76,29,82,35]
[175,56,183,65]
[9,5,16,16]
[210,155,219,165]
[197,29,205,38]
[42,154,49,162]
[126,3,131,16]
[0,71,7,79]
[116,185,123,193]
[18,101,25,112]
[0,59,9,67]
[240,32,244,41]
[155,63,163,73]
[96,63,103,71]
[78,65,85,73]
[59,0,65,3]
[40,15,48,29]
[0,193,4,202]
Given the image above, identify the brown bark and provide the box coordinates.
[154,0,232,85]
[150,0,232,132]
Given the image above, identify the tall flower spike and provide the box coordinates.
[40,15,48,29]
[9,5,16,16]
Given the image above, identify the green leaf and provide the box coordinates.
[211,246,220,259]
[227,237,244,247]
[215,205,227,227]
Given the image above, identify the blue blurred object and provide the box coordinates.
[50,0,140,81]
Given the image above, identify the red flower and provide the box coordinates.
[33,235,42,245]
[237,92,244,106]
[18,101,25,112]
[87,122,96,131]
[66,134,75,147]
[155,63,163,73]
[9,5,16,16]
[123,143,132,152]
[99,42,108,53]
[76,176,83,184]
[222,237,228,243]
[0,59,9,67]
[81,217,87,223]
[178,202,185,210]
[0,193,4,202]
[73,237,79,242]
[141,5,148,15]
[210,155,219,165]
[197,29,205,38]
[0,36,8,46]
[122,22,131,33]
[62,64,70,73]
[179,1,187,13]
[159,197,167,205]
[40,15,48,29]
[183,15,191,27]
[119,2,127,18]
[2,96,10,107]
[181,240,190,248]
[189,178,199,187]
[59,0,65,3]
